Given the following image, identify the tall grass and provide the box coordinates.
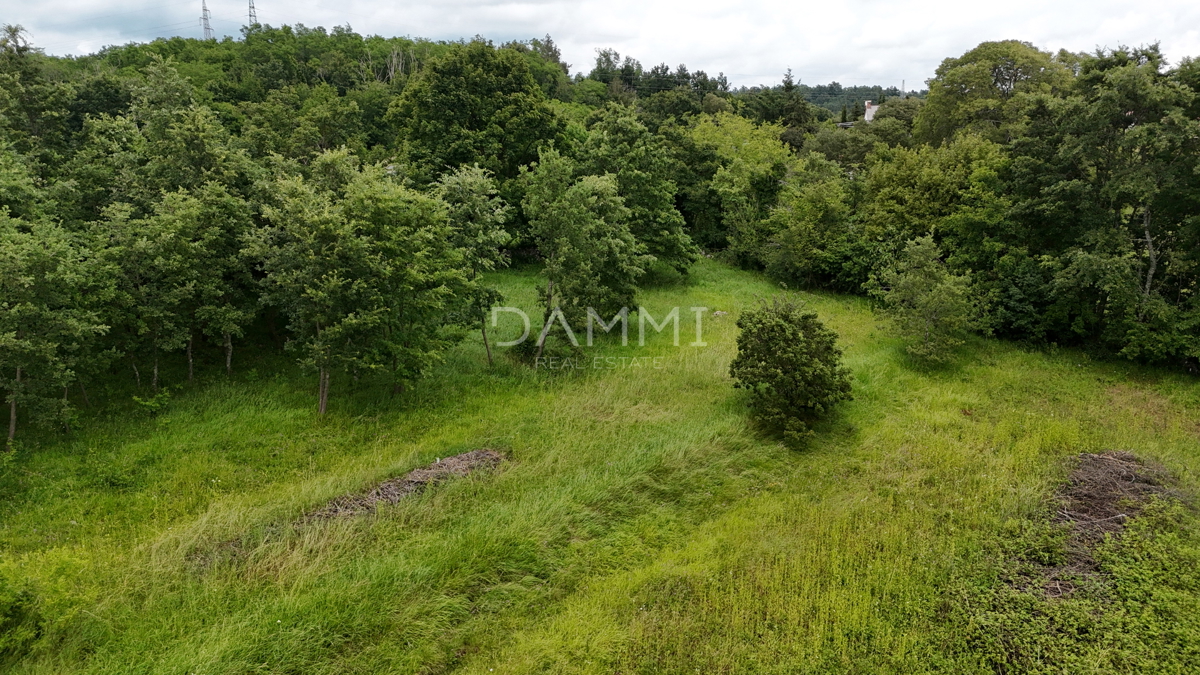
[2,259,1198,673]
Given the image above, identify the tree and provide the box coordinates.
[690,112,792,265]
[178,183,256,378]
[522,148,650,355]
[433,164,512,364]
[760,153,856,289]
[729,296,852,445]
[871,236,976,361]
[390,40,563,186]
[914,40,1073,145]
[1,217,109,444]
[1000,46,1200,360]
[252,150,467,414]
[579,105,697,273]
[239,83,366,160]
[102,195,218,392]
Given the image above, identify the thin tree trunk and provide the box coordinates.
[1140,206,1157,321]
[318,367,330,416]
[152,352,159,394]
[482,320,494,366]
[187,335,194,383]
[534,280,554,361]
[8,367,19,445]
[224,331,233,375]
[131,359,141,388]
[79,381,91,408]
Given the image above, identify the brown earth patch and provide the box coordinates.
[306,449,504,520]
[1035,451,1176,598]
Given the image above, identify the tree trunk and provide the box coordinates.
[482,320,494,366]
[7,367,19,445]
[1139,206,1157,321]
[187,335,194,383]
[152,351,159,394]
[131,359,141,388]
[534,280,554,361]
[79,381,91,408]
[318,367,330,416]
[224,331,233,375]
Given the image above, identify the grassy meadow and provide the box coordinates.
[2,259,1199,673]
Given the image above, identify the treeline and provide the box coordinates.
[1,25,1198,441]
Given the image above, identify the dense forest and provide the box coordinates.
[3,23,1199,443]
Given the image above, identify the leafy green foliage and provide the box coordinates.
[729,297,852,444]
[690,113,792,266]
[914,40,1073,145]
[523,148,650,329]
[0,571,40,660]
[758,153,860,290]
[579,105,697,273]
[0,216,110,441]
[433,164,512,360]
[871,236,976,362]
[252,151,467,412]
[238,83,366,160]
[391,40,564,185]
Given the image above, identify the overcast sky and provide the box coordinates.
[10,0,1200,88]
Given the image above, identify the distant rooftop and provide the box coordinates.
[863,100,878,122]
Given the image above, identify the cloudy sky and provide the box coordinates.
[10,0,1200,88]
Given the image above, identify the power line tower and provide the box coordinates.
[248,0,258,25]
[200,0,213,40]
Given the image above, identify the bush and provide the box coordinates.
[729,297,852,444]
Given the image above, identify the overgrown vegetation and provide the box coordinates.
[2,19,1200,672]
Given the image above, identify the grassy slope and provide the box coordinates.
[2,259,1199,673]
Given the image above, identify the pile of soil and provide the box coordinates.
[1039,451,1175,597]
[307,449,504,520]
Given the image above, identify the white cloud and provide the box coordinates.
[11,0,1200,87]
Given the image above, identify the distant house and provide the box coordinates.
[863,100,878,122]
[836,100,880,128]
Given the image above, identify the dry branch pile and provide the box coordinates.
[307,449,504,520]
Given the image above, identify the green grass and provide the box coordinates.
[2,259,1199,673]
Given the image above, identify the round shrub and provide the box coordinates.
[729,297,853,444]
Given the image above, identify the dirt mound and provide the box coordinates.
[1037,451,1176,597]
[307,449,504,520]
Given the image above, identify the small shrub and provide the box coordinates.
[132,389,171,416]
[729,297,852,444]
